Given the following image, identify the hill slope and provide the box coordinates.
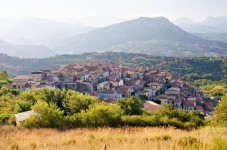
[0,16,94,48]
[55,17,227,57]
[0,39,56,58]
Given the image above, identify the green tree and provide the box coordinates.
[21,101,64,128]
[79,102,121,127]
[139,94,148,100]
[63,90,98,115]
[117,96,142,115]
[0,70,9,81]
[213,96,227,126]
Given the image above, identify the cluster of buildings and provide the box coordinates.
[13,63,216,116]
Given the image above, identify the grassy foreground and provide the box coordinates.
[0,126,227,150]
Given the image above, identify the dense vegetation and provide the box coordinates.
[0,87,205,129]
[192,78,227,96]
[0,70,13,84]
[213,96,227,126]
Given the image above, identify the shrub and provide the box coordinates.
[117,97,142,115]
[121,115,145,126]
[21,101,64,128]
[213,96,227,126]
[79,102,121,127]
[0,80,7,84]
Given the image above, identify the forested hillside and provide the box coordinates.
[1,52,226,81]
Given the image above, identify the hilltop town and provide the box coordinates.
[13,63,216,116]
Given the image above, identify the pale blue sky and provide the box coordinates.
[0,0,226,26]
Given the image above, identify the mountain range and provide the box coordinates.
[0,16,93,48]
[0,16,227,58]
[55,17,227,57]
[174,16,227,33]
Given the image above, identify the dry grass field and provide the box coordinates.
[0,126,227,150]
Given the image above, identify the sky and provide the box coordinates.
[0,0,226,27]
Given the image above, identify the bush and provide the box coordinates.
[139,94,148,100]
[117,97,142,115]
[121,115,160,127]
[121,115,145,126]
[63,90,98,115]
[21,101,64,128]
[0,80,7,84]
[213,96,227,126]
[79,102,121,127]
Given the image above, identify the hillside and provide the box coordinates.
[48,52,227,81]
[1,52,226,81]
[0,39,56,58]
[55,17,227,57]
[0,16,93,48]
[0,54,57,76]
[196,33,227,43]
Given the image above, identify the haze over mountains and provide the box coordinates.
[55,17,227,57]
[0,39,56,58]
[0,16,93,58]
[174,16,227,33]
[0,16,93,47]
[0,16,227,58]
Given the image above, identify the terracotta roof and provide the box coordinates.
[140,90,150,94]
[184,100,195,107]
[90,91,98,96]
[51,69,60,74]
[14,75,30,80]
[117,85,130,90]
[126,70,135,75]
[166,94,178,98]
[150,82,161,86]
[142,100,162,112]
[101,90,116,94]
[105,98,117,104]
[177,80,184,84]
[16,81,27,86]
[196,106,204,112]
[204,102,214,111]
[155,94,168,99]
[174,98,181,103]
[168,87,180,91]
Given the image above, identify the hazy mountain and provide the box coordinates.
[201,16,227,31]
[0,39,56,58]
[174,17,196,25]
[0,16,94,48]
[196,33,227,43]
[174,16,227,33]
[55,17,227,57]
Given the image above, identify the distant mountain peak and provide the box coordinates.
[136,16,170,22]
[174,17,196,24]
[56,16,224,56]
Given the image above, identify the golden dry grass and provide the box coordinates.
[0,126,227,150]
